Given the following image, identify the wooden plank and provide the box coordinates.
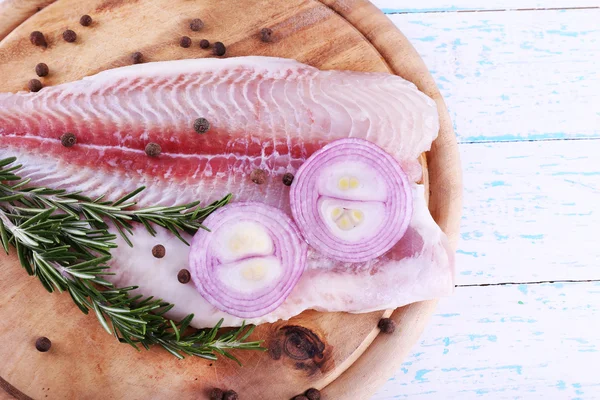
[0,0,461,399]
[388,9,600,142]
[372,0,600,13]
[457,139,600,285]
[373,281,600,399]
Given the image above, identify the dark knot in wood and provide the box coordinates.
[281,325,325,361]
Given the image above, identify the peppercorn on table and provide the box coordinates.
[371,1,600,399]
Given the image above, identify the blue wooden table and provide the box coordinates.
[371,1,600,399]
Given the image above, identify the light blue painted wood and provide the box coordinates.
[388,9,600,142]
[372,2,600,398]
[456,139,600,284]
[373,282,600,399]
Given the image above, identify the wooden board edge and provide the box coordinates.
[0,0,57,42]
[0,377,31,400]
[317,1,461,399]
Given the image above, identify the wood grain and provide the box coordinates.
[0,0,459,399]
[0,0,56,41]
[389,9,600,142]
[375,281,600,399]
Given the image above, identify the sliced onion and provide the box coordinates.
[290,138,413,262]
[189,202,307,318]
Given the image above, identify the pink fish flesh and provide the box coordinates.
[0,56,454,327]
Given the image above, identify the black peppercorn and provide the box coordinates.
[62,29,77,43]
[213,41,226,56]
[208,388,224,400]
[250,169,267,184]
[152,244,166,258]
[30,31,47,47]
[177,269,191,284]
[28,79,43,92]
[260,27,273,42]
[80,15,93,27]
[293,396,309,400]
[180,36,192,48]
[193,117,210,134]
[378,318,396,334]
[282,173,294,186]
[190,18,204,31]
[223,390,238,400]
[60,132,77,147]
[199,39,210,49]
[131,51,144,64]
[35,63,49,77]
[145,143,161,157]
[305,388,321,400]
[35,337,51,352]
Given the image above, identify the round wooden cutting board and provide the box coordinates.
[0,0,461,399]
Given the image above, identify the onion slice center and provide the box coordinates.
[189,202,307,318]
[290,138,413,263]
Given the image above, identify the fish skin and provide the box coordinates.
[0,56,452,328]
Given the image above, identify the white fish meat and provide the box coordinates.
[0,56,453,328]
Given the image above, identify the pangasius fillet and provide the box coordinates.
[0,56,453,328]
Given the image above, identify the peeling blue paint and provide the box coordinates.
[546,29,579,37]
[457,250,479,257]
[414,369,432,382]
[552,171,600,176]
[415,36,437,42]
[494,232,509,240]
[520,234,544,240]
[518,285,528,295]
[408,20,432,27]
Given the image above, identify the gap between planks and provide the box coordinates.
[371,0,600,14]
[460,137,600,145]
[380,6,600,14]
[457,279,600,288]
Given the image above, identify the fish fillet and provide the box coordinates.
[0,56,453,328]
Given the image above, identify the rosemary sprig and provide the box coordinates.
[0,157,264,362]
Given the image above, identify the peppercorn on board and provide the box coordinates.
[0,0,461,399]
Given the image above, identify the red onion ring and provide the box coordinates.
[290,138,413,262]
[189,202,307,318]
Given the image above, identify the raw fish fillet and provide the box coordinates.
[0,56,454,328]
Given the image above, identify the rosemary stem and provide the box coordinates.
[0,156,264,362]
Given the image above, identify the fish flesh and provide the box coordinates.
[110,185,453,327]
[0,56,453,327]
[0,57,438,209]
